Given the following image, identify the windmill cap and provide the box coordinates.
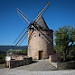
[35,15,49,30]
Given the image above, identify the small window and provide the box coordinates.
[39,33,41,37]
[34,35,36,37]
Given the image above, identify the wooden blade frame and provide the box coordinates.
[15,8,31,46]
[15,30,28,46]
[18,33,28,46]
[34,2,50,22]
[16,8,30,24]
[13,27,27,44]
[28,29,34,44]
[15,1,51,45]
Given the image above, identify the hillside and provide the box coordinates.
[0,45,27,51]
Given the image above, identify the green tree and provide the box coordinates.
[7,48,28,55]
[0,51,6,63]
[54,25,75,61]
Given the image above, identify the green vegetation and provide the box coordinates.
[7,48,28,55]
[0,48,28,64]
[0,51,6,63]
[54,25,75,62]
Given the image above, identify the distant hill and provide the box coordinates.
[0,45,27,51]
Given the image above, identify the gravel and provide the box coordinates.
[0,59,75,75]
[13,59,57,71]
[0,69,75,75]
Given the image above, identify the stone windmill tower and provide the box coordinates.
[14,2,53,60]
[28,15,53,59]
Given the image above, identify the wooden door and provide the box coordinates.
[39,51,43,60]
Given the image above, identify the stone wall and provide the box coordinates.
[57,61,75,69]
[9,57,32,68]
[50,61,75,69]
[6,55,28,66]
[49,54,61,62]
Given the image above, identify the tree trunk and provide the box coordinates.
[63,50,66,62]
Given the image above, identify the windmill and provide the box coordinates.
[14,2,53,60]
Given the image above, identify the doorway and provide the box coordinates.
[39,51,43,60]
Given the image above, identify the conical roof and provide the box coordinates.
[35,15,49,30]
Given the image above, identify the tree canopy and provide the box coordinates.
[54,25,75,61]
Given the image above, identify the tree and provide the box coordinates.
[0,51,6,63]
[7,48,28,55]
[54,25,75,61]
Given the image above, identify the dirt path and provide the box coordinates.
[12,59,57,71]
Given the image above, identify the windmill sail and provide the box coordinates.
[19,33,28,46]
[15,30,28,45]
[34,2,50,22]
[16,8,30,24]
[15,1,51,46]
[13,27,27,44]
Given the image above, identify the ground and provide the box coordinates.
[0,59,75,75]
[0,69,75,75]
[13,59,57,71]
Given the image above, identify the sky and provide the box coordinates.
[0,0,75,46]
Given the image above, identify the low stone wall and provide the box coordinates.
[49,54,61,62]
[9,57,32,68]
[57,61,75,69]
[50,61,75,70]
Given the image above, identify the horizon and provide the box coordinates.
[0,45,27,46]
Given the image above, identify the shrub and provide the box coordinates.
[0,51,6,63]
[7,48,28,55]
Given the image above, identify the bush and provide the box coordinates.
[0,51,6,63]
[7,48,28,55]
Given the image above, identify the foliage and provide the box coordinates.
[54,25,75,61]
[0,51,6,63]
[7,48,28,55]
[0,48,28,64]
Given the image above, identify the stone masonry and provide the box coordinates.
[28,15,53,59]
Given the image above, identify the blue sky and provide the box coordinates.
[0,0,75,46]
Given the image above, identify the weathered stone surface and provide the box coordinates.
[50,61,75,69]
[57,61,75,69]
[28,28,53,59]
[9,57,32,68]
[28,15,53,60]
